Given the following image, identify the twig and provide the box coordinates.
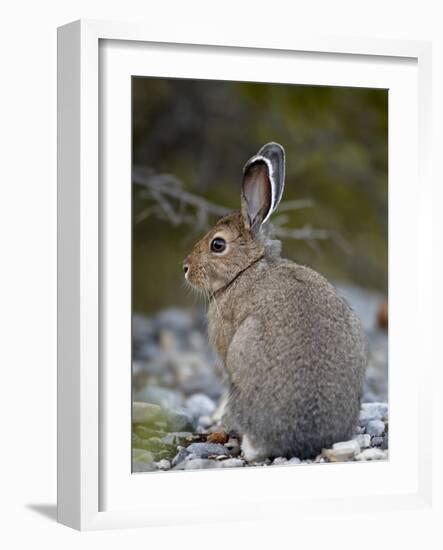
[132,166,350,250]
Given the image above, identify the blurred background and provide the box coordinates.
[131,77,388,471]
[133,78,388,312]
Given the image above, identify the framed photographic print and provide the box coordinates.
[57,19,433,530]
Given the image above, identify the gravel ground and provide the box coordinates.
[132,283,388,472]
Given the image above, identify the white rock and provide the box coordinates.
[155,459,171,470]
[287,457,302,465]
[273,457,288,466]
[355,448,388,461]
[354,434,371,449]
[333,439,361,454]
[186,393,216,418]
[323,439,360,462]
[359,402,389,424]
[198,415,213,428]
[366,419,385,437]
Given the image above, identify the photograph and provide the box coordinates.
[131,76,389,473]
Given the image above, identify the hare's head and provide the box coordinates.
[183,142,285,295]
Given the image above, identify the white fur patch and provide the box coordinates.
[241,434,266,461]
[212,392,228,423]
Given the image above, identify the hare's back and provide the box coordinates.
[256,260,367,363]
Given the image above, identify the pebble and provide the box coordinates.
[132,314,155,344]
[273,457,288,466]
[161,431,193,445]
[132,402,163,425]
[169,408,196,431]
[198,415,213,429]
[159,329,178,350]
[172,447,191,467]
[355,448,388,461]
[366,419,385,437]
[207,431,229,444]
[354,434,371,449]
[287,457,302,465]
[323,439,360,462]
[186,442,230,459]
[359,403,389,425]
[135,386,184,410]
[155,459,171,470]
[156,308,194,332]
[186,393,216,418]
[371,436,384,447]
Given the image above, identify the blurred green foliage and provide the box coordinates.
[133,77,387,314]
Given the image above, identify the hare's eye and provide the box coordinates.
[210,237,226,253]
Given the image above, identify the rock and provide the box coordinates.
[219,458,245,468]
[354,434,371,449]
[155,459,171,470]
[359,403,388,425]
[167,352,224,399]
[287,457,302,465]
[354,425,365,435]
[172,447,191,467]
[132,461,156,472]
[132,448,155,464]
[333,439,361,454]
[186,393,216,418]
[207,431,229,444]
[371,436,384,447]
[198,415,213,429]
[273,457,288,466]
[134,386,184,410]
[323,439,360,462]
[355,448,388,461]
[366,419,385,437]
[186,442,230,459]
[189,330,206,351]
[161,432,192,446]
[169,407,196,431]
[156,308,193,332]
[132,402,164,425]
[159,329,177,350]
[132,314,155,344]
[132,433,177,461]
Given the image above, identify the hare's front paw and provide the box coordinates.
[241,434,267,462]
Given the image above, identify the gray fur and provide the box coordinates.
[184,142,368,459]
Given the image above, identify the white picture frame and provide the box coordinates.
[57,19,433,531]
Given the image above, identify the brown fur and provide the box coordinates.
[183,145,368,459]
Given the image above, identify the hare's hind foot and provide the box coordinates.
[241,434,267,462]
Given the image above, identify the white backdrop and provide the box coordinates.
[0,0,442,548]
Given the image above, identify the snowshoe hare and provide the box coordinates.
[183,142,368,460]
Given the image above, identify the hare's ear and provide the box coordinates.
[241,142,285,232]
